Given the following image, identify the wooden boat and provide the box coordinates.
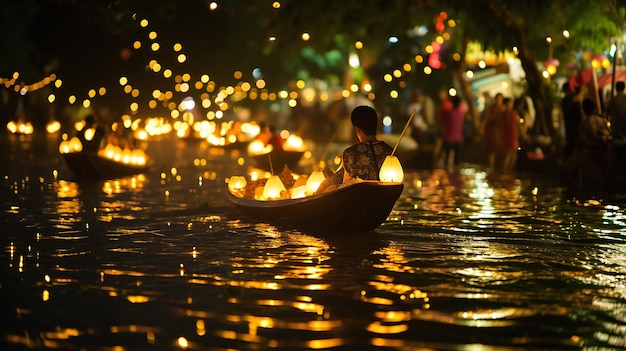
[251,149,305,171]
[62,151,151,180]
[226,181,404,232]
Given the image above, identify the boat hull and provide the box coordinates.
[62,152,151,180]
[226,181,404,232]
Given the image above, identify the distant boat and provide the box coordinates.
[251,149,305,171]
[226,181,404,232]
[62,151,151,180]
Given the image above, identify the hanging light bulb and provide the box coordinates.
[379,155,404,183]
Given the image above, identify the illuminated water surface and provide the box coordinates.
[2,132,626,350]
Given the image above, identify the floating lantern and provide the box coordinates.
[262,175,285,200]
[58,140,70,154]
[305,170,326,195]
[68,136,83,153]
[248,139,273,155]
[131,149,147,165]
[291,185,306,199]
[83,127,96,141]
[284,134,306,151]
[46,120,61,134]
[121,148,132,164]
[379,156,404,183]
[228,176,247,193]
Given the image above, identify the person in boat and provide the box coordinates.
[76,113,106,153]
[316,105,393,194]
[255,122,271,146]
[267,125,284,150]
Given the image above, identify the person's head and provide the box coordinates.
[617,81,625,92]
[351,105,378,136]
[494,93,504,104]
[503,97,513,108]
[562,82,571,93]
[582,98,597,115]
[450,95,462,109]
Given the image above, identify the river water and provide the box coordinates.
[2,131,626,351]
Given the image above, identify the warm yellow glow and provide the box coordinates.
[46,120,61,134]
[263,175,286,200]
[177,336,188,348]
[228,176,247,194]
[305,171,325,195]
[291,185,306,199]
[283,134,306,151]
[379,156,404,182]
[248,139,273,155]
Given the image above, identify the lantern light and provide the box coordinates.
[262,175,285,200]
[379,156,404,183]
[291,185,306,199]
[305,170,326,195]
[228,176,248,194]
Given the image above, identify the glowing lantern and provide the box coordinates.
[379,156,404,183]
[58,140,70,154]
[305,170,326,195]
[121,148,132,164]
[262,175,285,200]
[46,120,61,134]
[248,139,272,155]
[68,137,83,153]
[83,127,96,141]
[291,185,306,199]
[283,134,306,151]
[228,176,247,193]
[131,149,147,165]
[7,121,17,133]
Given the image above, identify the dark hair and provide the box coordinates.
[582,98,596,115]
[351,105,378,135]
[451,96,462,108]
[617,81,625,91]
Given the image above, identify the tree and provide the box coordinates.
[443,0,624,143]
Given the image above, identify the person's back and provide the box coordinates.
[441,96,465,143]
[317,105,393,193]
[342,141,393,180]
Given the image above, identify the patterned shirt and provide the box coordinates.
[329,141,393,184]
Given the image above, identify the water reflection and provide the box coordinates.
[4,133,626,350]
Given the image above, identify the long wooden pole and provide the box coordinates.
[391,109,416,157]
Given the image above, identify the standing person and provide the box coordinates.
[501,97,522,175]
[439,95,466,172]
[608,81,626,143]
[433,89,452,164]
[480,93,505,172]
[566,98,612,185]
[561,83,586,162]
[316,105,393,194]
[408,88,435,145]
